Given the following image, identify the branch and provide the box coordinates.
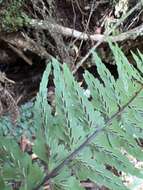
[29,19,143,43]
[33,84,143,190]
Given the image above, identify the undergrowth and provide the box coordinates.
[0,43,143,190]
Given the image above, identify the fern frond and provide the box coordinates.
[30,44,143,190]
[74,158,129,190]
[34,62,52,130]
[1,43,143,190]
[53,60,104,149]
[0,137,43,189]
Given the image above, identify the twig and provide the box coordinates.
[33,84,143,190]
[8,43,33,65]
[0,72,15,84]
[1,32,50,59]
[72,1,143,73]
[109,24,143,41]
[73,0,97,64]
[72,23,143,74]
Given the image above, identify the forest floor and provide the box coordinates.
[0,0,142,105]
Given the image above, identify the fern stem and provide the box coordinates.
[33,85,143,190]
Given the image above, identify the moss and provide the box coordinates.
[0,0,30,32]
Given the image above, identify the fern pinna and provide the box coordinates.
[0,43,143,190]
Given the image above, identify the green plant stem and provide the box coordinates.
[33,84,143,190]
